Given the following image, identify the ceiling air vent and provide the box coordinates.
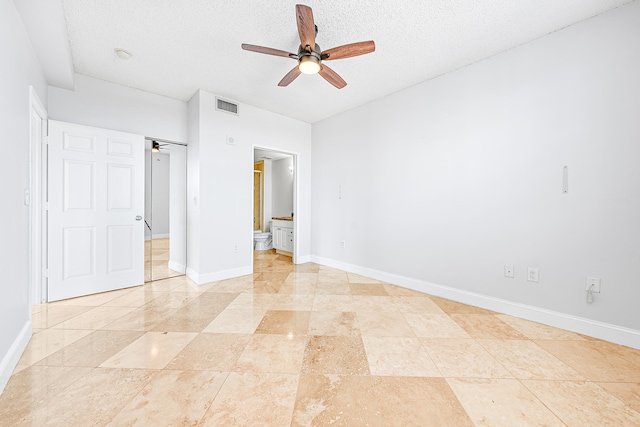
[216,97,239,115]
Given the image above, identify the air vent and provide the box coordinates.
[216,98,239,115]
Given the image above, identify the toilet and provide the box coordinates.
[253,222,272,250]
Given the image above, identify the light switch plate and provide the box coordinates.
[527,268,539,283]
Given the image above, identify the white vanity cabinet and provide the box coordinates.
[272,219,293,255]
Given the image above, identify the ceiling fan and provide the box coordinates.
[241,4,375,89]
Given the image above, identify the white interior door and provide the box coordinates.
[47,120,144,301]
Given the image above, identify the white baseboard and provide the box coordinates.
[311,255,640,349]
[296,255,312,264]
[0,321,32,394]
[186,267,199,284]
[192,266,254,285]
[168,260,186,274]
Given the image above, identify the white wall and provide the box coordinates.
[0,0,48,391]
[48,74,187,143]
[272,157,294,218]
[186,93,201,277]
[187,91,312,283]
[311,2,640,346]
[169,144,187,272]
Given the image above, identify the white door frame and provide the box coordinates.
[252,146,299,264]
[29,86,48,306]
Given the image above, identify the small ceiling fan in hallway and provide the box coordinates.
[241,4,375,89]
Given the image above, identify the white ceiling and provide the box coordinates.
[29,0,635,123]
[254,148,292,163]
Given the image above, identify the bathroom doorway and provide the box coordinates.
[253,147,296,264]
[144,138,187,282]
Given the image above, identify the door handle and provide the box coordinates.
[135,215,142,221]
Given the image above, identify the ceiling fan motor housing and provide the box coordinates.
[298,43,322,61]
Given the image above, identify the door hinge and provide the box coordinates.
[44,202,49,211]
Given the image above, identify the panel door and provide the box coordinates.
[47,120,144,301]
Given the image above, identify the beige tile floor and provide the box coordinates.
[3,249,640,426]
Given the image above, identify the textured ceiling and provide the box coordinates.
[59,0,633,123]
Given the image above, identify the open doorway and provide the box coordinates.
[253,147,296,267]
[144,139,187,282]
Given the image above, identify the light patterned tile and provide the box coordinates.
[49,287,136,307]
[450,314,528,340]
[35,330,144,367]
[31,305,94,329]
[523,380,640,426]
[203,308,266,334]
[536,340,640,382]
[430,296,494,314]
[374,376,474,426]
[314,281,351,295]
[312,295,354,312]
[0,366,94,426]
[17,329,92,366]
[479,339,585,380]
[107,370,227,426]
[254,310,311,335]
[101,289,167,307]
[52,306,136,330]
[347,273,383,284]
[393,296,445,313]
[404,313,471,338]
[495,314,585,340]
[308,311,360,336]
[357,311,415,337]
[25,368,157,426]
[165,333,250,371]
[448,378,564,427]
[597,382,640,413]
[362,336,441,377]
[292,374,380,426]
[200,372,298,426]
[233,334,307,374]
[351,295,399,313]
[349,283,389,296]
[422,338,512,378]
[301,336,369,375]
[100,331,197,369]
[383,284,427,297]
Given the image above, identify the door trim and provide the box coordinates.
[252,146,299,264]
[29,86,47,306]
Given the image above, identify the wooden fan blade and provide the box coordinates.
[296,4,315,51]
[242,44,296,59]
[318,64,347,89]
[278,66,302,87]
[322,41,375,60]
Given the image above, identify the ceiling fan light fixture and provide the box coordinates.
[151,141,160,152]
[299,55,320,74]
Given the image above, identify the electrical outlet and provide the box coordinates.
[340,240,346,249]
[527,268,539,283]
[233,244,238,252]
[504,264,514,278]
[586,277,601,293]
